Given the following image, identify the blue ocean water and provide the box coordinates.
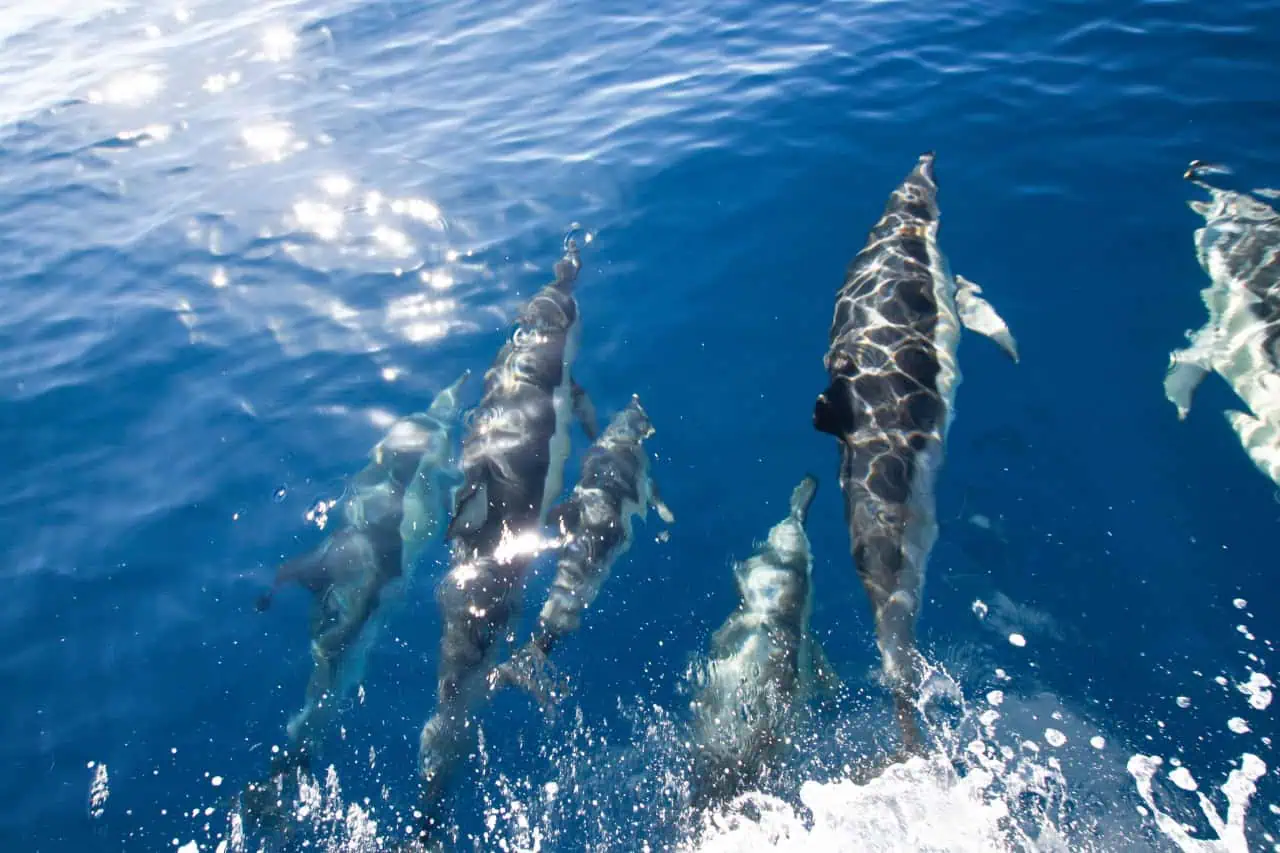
[4,0,1280,849]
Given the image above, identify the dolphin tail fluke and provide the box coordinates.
[789,474,819,524]
[488,636,568,721]
[955,275,1019,363]
[233,744,313,835]
[893,692,926,757]
[813,380,857,438]
[416,710,477,844]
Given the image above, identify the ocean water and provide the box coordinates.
[3,0,1280,850]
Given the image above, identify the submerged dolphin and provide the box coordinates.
[417,240,597,836]
[687,474,836,812]
[813,152,1018,755]
[492,394,674,708]
[1166,162,1280,486]
[247,370,470,794]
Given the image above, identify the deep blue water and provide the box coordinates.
[4,0,1280,850]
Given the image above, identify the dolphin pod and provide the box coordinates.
[261,149,1280,849]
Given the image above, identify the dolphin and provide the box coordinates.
[400,371,472,573]
[1166,161,1280,487]
[416,240,597,837]
[687,474,837,812]
[812,152,1018,755]
[491,394,675,709]
[243,371,470,819]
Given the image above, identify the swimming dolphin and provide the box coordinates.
[1166,162,1280,487]
[401,372,472,573]
[813,152,1018,755]
[687,474,837,812]
[491,394,675,709]
[245,370,470,809]
[416,240,597,837]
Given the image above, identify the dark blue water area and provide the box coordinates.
[4,0,1280,850]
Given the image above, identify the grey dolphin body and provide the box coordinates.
[249,370,470,787]
[1166,162,1280,486]
[813,152,1017,754]
[417,241,596,833]
[492,395,675,706]
[688,474,835,812]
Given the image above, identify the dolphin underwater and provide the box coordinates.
[687,474,836,813]
[813,152,1018,755]
[492,394,675,708]
[416,239,597,836]
[247,370,470,796]
[1165,161,1280,487]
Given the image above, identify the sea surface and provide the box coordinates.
[3,0,1280,850]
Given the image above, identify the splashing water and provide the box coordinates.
[1128,754,1266,853]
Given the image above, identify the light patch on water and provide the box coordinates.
[241,121,303,162]
[88,762,109,819]
[1128,753,1265,852]
[260,25,297,62]
[1009,633,1027,648]
[1177,696,1192,709]
[1226,717,1250,735]
[89,69,164,105]
[1090,736,1106,750]
[1044,729,1066,748]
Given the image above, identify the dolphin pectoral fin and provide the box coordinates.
[571,378,599,440]
[1165,353,1210,420]
[446,479,489,540]
[813,379,857,438]
[649,478,676,524]
[258,543,330,611]
[955,275,1019,363]
[1165,327,1217,419]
